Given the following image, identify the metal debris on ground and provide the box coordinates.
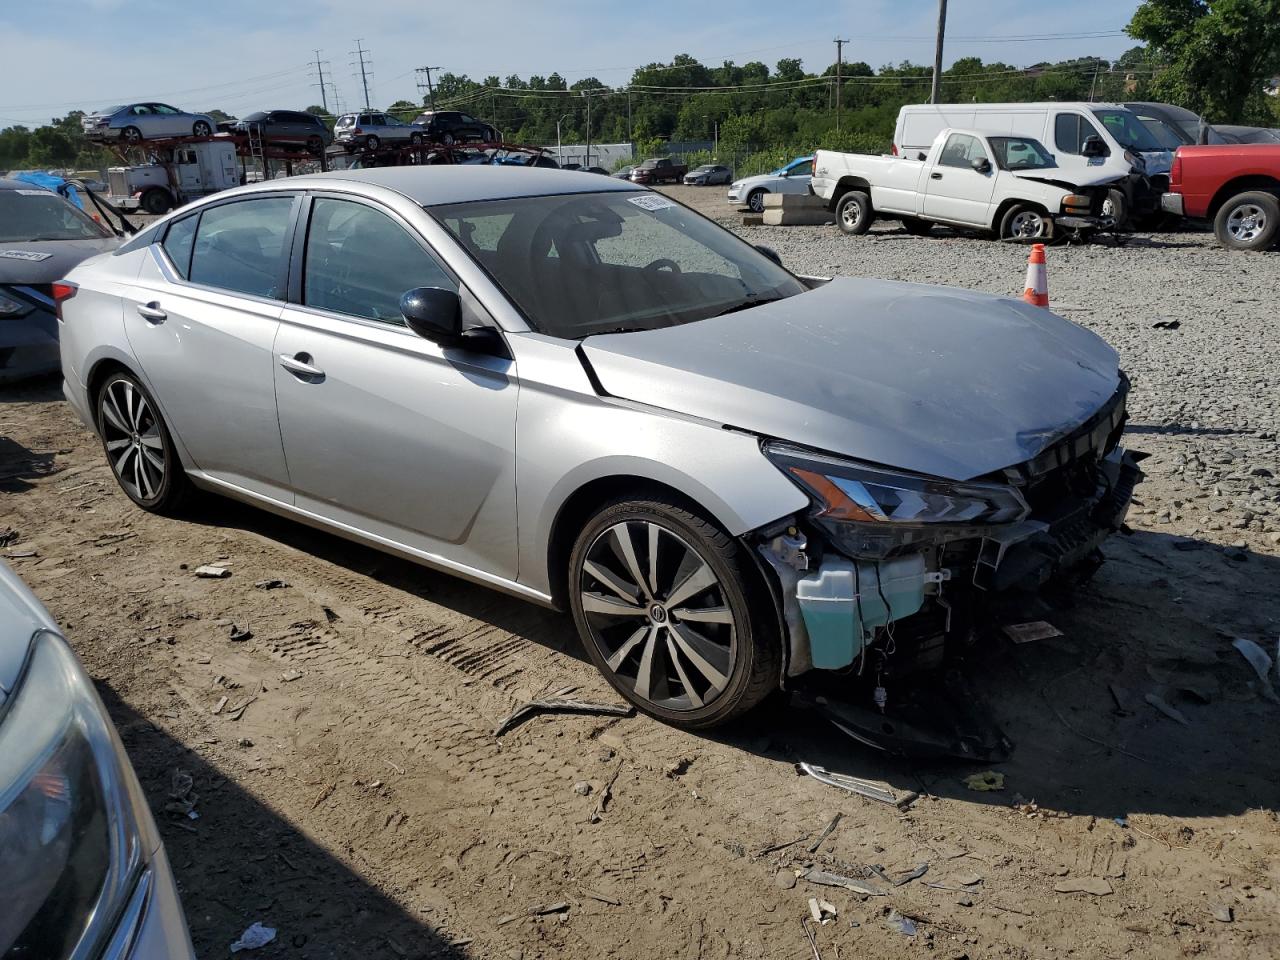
[1143,693,1190,725]
[808,897,837,923]
[1001,621,1063,644]
[1231,637,1279,703]
[892,863,929,886]
[580,888,621,906]
[493,697,634,736]
[798,763,917,808]
[756,836,809,857]
[885,909,918,936]
[194,565,231,578]
[803,868,888,897]
[229,921,276,953]
[211,695,228,715]
[800,917,823,960]
[963,770,1004,792]
[228,624,252,642]
[589,761,624,824]
[806,813,843,853]
[254,578,290,590]
[227,696,257,721]
[1053,876,1114,896]
[529,902,570,916]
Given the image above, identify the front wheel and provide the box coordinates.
[1102,188,1127,228]
[900,216,934,236]
[999,204,1053,240]
[1214,191,1279,251]
[409,132,423,146]
[139,188,172,215]
[96,371,191,514]
[836,190,872,235]
[746,189,767,213]
[306,135,324,155]
[569,497,779,729]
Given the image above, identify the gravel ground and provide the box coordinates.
[1,185,1278,960]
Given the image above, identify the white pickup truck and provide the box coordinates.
[811,128,1117,239]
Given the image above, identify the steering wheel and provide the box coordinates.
[644,258,682,274]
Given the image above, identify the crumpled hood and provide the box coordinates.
[582,278,1120,481]
[0,237,120,285]
[1012,169,1123,190]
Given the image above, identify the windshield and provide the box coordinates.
[1091,109,1164,153]
[0,190,112,242]
[989,137,1057,171]
[431,191,806,339]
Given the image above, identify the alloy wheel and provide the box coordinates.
[578,520,736,711]
[101,379,167,501]
[1226,204,1267,243]
[748,191,765,213]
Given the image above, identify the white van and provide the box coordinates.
[894,102,1172,223]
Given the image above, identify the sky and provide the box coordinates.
[0,0,1144,128]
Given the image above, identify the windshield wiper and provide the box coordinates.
[710,294,784,318]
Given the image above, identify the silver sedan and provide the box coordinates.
[81,103,216,143]
[59,168,1139,729]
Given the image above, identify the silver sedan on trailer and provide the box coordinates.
[58,167,1140,729]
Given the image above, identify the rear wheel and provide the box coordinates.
[364,134,380,150]
[306,135,324,155]
[1214,191,1279,251]
[836,190,872,235]
[999,204,1052,240]
[569,496,778,729]
[121,126,143,144]
[192,120,212,137]
[900,216,934,236]
[442,132,455,146]
[96,371,191,514]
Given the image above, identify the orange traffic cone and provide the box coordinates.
[1022,243,1049,308]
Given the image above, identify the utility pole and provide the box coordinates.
[351,39,373,109]
[833,38,848,134]
[311,50,331,113]
[415,66,441,109]
[584,90,592,168]
[930,0,948,104]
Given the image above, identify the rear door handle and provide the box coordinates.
[279,352,325,380]
[930,172,943,180]
[136,301,167,323]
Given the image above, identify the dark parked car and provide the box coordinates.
[234,110,332,154]
[412,110,498,144]
[0,179,119,382]
[629,157,687,184]
[684,164,732,186]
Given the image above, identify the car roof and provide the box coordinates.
[276,166,644,205]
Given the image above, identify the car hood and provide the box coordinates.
[1012,170,1123,191]
[0,237,120,284]
[734,172,806,189]
[581,278,1120,481]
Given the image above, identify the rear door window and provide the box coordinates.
[189,196,295,299]
[303,197,454,325]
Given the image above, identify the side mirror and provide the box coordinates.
[754,244,783,266]
[1082,135,1108,158]
[971,157,992,174]
[400,287,462,344]
[916,151,928,161]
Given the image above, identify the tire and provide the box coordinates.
[140,188,172,215]
[121,126,143,144]
[192,120,212,137]
[365,134,380,150]
[1102,188,1127,227]
[999,204,1053,240]
[568,496,779,729]
[409,132,424,146]
[746,189,767,213]
[900,216,934,236]
[1213,191,1279,251]
[96,371,191,514]
[306,135,324,155]
[836,190,872,235]
[442,133,455,146]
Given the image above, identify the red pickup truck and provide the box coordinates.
[1162,144,1280,251]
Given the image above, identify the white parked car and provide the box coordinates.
[812,128,1116,239]
[727,156,813,212]
[333,112,425,151]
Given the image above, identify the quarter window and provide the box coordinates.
[188,197,295,299]
[303,198,454,325]
[162,214,198,278]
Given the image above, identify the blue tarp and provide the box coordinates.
[12,171,84,209]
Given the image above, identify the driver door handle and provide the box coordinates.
[136,301,167,323]
[279,352,325,380]
[930,172,943,180]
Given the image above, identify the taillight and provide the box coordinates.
[811,156,816,176]
[52,281,77,321]
[891,143,898,156]
[1170,152,1182,188]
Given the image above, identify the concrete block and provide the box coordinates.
[762,208,835,226]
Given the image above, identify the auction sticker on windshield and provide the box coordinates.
[0,250,54,262]
[628,194,676,211]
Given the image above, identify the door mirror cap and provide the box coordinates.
[754,244,783,266]
[400,287,462,343]
[1082,135,1109,158]
[971,157,992,174]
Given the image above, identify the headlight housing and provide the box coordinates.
[765,442,1030,558]
[0,290,34,318]
[0,631,153,958]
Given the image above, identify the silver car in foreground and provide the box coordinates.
[0,561,195,958]
[57,167,1140,729]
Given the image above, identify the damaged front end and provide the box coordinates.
[756,379,1143,757]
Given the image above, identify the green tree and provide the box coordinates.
[1127,0,1280,121]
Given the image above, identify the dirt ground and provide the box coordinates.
[3,193,1279,960]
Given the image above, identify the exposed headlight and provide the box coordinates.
[0,291,34,318]
[0,631,153,957]
[765,442,1030,558]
